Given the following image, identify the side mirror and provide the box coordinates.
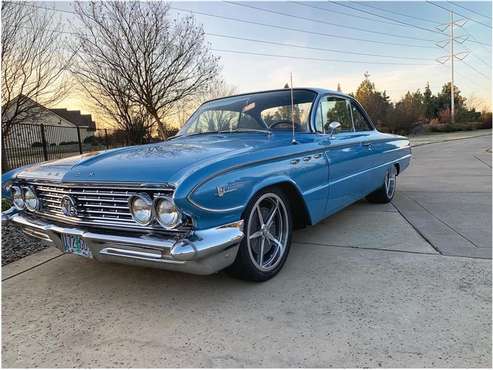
[328,121,341,138]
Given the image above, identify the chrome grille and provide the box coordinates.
[28,182,180,231]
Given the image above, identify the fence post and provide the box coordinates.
[1,131,9,171]
[104,129,109,149]
[40,124,48,161]
[76,126,83,154]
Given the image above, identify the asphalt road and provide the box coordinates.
[2,133,492,368]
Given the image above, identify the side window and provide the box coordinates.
[351,102,373,131]
[315,96,353,133]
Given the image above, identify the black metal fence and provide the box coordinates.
[2,123,137,172]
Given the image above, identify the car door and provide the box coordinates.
[349,99,382,195]
[313,95,368,216]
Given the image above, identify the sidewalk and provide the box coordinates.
[409,129,492,147]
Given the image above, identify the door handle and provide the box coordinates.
[362,142,373,149]
[290,159,300,165]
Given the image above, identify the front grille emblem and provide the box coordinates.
[60,195,78,217]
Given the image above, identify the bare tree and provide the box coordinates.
[1,1,72,136]
[71,1,220,139]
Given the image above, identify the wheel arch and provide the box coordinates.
[394,162,400,175]
[249,179,311,230]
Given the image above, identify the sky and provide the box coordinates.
[48,0,492,126]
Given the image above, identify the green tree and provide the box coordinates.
[354,78,391,128]
[436,83,466,114]
[422,82,438,119]
[387,90,425,134]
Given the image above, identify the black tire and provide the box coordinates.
[366,165,398,204]
[227,187,293,282]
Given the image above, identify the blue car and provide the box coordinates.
[2,88,411,281]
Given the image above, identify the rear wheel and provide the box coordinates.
[366,165,397,204]
[227,188,292,282]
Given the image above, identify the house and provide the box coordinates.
[3,95,97,148]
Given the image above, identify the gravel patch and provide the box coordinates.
[1,223,48,266]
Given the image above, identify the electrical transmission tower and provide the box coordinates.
[435,11,470,124]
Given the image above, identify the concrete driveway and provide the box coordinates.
[2,133,491,368]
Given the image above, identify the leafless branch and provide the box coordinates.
[71,1,220,139]
[1,1,73,137]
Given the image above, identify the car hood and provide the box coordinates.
[15,133,280,184]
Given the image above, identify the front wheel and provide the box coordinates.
[227,188,293,282]
[366,165,398,204]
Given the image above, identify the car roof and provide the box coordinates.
[203,87,351,104]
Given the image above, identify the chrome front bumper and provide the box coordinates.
[2,209,244,275]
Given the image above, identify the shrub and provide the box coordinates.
[1,198,12,211]
[457,109,481,122]
[31,142,43,148]
[428,122,481,132]
[50,143,57,147]
[59,141,78,146]
[83,135,101,145]
[438,108,451,123]
[480,112,492,129]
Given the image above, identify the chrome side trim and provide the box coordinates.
[186,147,328,203]
[186,196,244,214]
[329,154,412,186]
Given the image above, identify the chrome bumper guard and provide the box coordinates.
[2,209,244,275]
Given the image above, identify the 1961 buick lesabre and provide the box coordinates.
[2,88,411,281]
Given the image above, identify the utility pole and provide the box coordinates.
[450,11,455,123]
[436,12,469,125]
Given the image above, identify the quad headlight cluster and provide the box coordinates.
[10,185,40,211]
[128,193,182,229]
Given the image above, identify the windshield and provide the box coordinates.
[178,89,317,136]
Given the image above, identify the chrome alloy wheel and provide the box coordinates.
[384,166,397,199]
[246,193,289,272]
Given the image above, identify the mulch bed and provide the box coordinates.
[1,223,48,265]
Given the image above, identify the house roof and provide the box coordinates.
[4,94,97,130]
[50,108,96,130]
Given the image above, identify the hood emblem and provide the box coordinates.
[61,195,78,217]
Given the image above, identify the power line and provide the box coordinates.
[464,38,492,48]
[170,6,438,49]
[470,53,491,67]
[461,60,489,78]
[426,1,492,29]
[12,1,76,14]
[328,1,445,35]
[354,1,442,25]
[210,48,433,65]
[292,1,407,28]
[207,33,435,61]
[12,1,441,53]
[224,1,438,42]
[446,1,492,21]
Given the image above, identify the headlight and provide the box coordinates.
[154,197,181,229]
[11,186,25,210]
[128,193,153,225]
[23,186,39,211]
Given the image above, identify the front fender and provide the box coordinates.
[176,157,306,229]
[1,165,32,198]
